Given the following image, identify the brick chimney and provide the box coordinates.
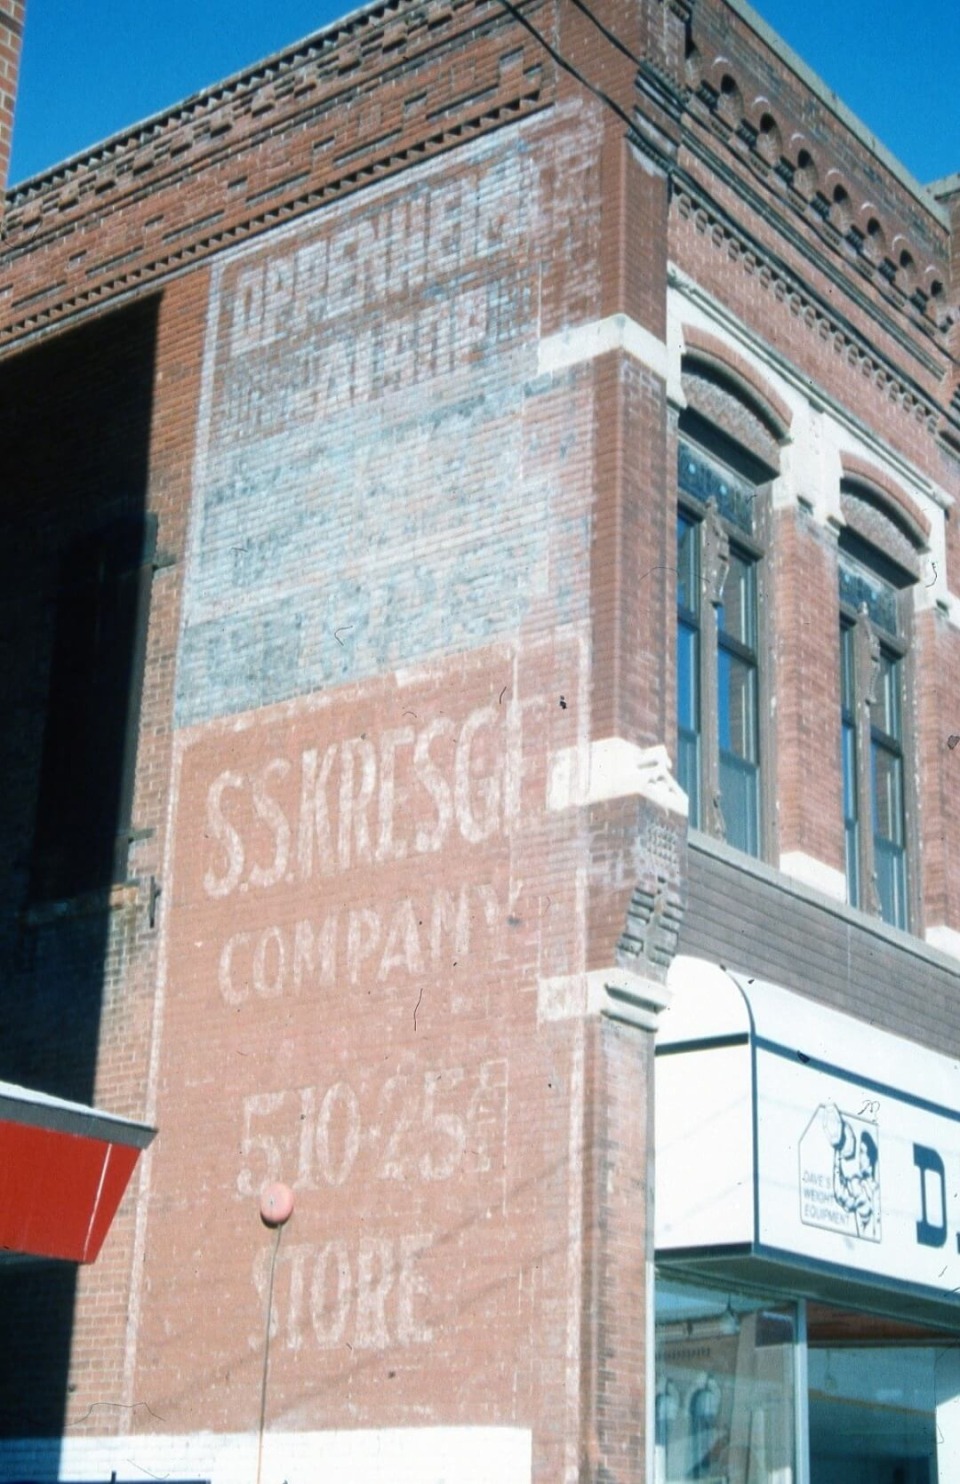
[0,2,25,199]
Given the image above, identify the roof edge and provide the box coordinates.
[723,0,951,231]
[5,0,406,197]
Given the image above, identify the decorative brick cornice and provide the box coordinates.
[0,89,543,347]
[674,184,944,436]
[681,27,953,341]
[4,0,515,212]
[0,0,549,347]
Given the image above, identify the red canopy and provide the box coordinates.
[0,1080,154,1263]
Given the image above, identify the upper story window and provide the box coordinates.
[838,534,913,930]
[676,421,770,857]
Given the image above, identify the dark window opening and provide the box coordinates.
[29,512,156,903]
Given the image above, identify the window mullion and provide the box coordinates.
[700,499,729,840]
[852,606,882,919]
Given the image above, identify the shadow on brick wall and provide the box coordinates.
[0,298,159,1451]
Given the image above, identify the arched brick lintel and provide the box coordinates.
[680,325,793,439]
[839,451,931,548]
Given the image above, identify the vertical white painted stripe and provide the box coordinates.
[120,728,186,1423]
[564,1019,585,1484]
[564,623,590,1480]
[121,251,228,1419]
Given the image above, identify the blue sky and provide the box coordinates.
[8,0,960,189]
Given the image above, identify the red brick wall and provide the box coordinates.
[772,507,844,874]
[121,644,576,1449]
[48,86,666,1478]
[67,268,212,1419]
[914,605,960,933]
[577,1017,652,1480]
[0,0,554,347]
[1,0,959,1474]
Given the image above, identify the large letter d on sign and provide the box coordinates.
[914,1144,948,1248]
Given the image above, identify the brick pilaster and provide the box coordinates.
[0,3,25,200]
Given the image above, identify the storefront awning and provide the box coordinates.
[656,957,960,1325]
[0,1080,154,1263]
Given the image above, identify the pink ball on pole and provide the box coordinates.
[259,1181,295,1226]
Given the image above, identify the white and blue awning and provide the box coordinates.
[655,957,960,1324]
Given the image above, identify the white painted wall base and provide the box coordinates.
[0,1425,532,1484]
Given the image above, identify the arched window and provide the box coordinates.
[675,360,780,858]
[837,480,924,930]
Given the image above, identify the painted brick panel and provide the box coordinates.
[175,124,600,727]
[135,635,594,1466]
[3,0,960,1472]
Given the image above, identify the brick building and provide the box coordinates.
[1,0,959,1479]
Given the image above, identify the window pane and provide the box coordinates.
[873,741,904,847]
[809,1346,945,1483]
[656,1279,797,1484]
[842,616,909,928]
[677,514,699,616]
[874,739,907,928]
[678,732,700,830]
[874,650,902,741]
[676,621,700,829]
[677,514,701,830]
[717,551,756,649]
[839,623,854,712]
[842,721,858,824]
[842,719,860,907]
[719,750,760,856]
[838,550,899,635]
[718,647,757,761]
[677,621,699,733]
[873,736,906,927]
[718,598,760,856]
[875,839,908,930]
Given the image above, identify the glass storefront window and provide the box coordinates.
[656,1279,960,1484]
[656,1278,798,1484]
[807,1307,960,1484]
[809,1346,939,1483]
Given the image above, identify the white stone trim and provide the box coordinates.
[938,593,960,631]
[548,738,688,815]
[925,924,960,965]
[668,276,960,611]
[538,313,668,381]
[668,270,953,514]
[0,1426,533,1484]
[778,850,847,903]
[538,968,671,1027]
